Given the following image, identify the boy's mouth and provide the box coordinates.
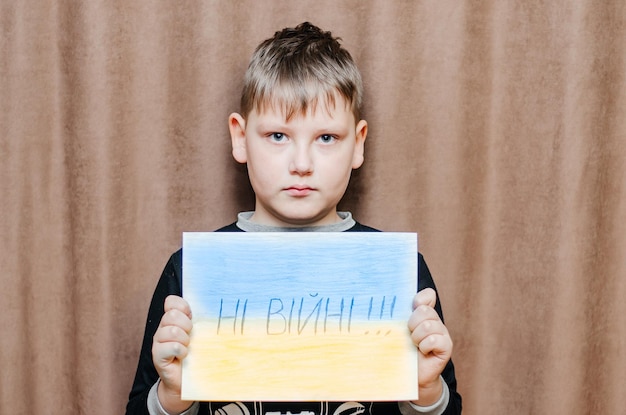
[285,185,314,197]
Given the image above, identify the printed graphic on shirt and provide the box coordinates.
[210,401,371,415]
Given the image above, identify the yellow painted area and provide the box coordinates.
[182,319,418,401]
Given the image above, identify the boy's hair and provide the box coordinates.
[240,22,363,121]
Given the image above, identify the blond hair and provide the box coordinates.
[240,22,363,121]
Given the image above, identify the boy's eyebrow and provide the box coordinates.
[252,117,289,129]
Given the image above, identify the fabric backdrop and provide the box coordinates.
[1,1,624,414]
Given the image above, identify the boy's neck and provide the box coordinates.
[236,211,355,232]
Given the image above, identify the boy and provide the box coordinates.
[126,22,462,415]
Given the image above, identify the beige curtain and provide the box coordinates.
[1,1,624,414]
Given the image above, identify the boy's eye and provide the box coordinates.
[270,133,286,142]
[318,134,336,144]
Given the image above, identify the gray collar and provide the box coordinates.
[235,211,355,232]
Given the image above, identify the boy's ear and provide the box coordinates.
[229,112,247,164]
[351,119,368,169]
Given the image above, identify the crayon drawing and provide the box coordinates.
[182,232,418,401]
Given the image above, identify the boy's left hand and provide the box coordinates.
[408,288,453,404]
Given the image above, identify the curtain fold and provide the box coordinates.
[1,1,624,413]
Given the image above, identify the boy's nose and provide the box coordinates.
[289,145,313,175]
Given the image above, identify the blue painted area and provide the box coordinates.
[183,233,417,333]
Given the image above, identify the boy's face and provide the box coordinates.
[229,94,367,227]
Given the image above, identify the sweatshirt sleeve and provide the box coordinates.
[147,380,200,415]
[125,250,184,415]
[416,254,463,415]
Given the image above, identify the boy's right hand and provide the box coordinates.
[152,295,194,413]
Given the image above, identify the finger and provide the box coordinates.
[412,288,437,310]
[153,340,189,365]
[159,308,193,333]
[154,324,191,347]
[415,332,453,359]
[407,303,440,331]
[164,295,192,319]
[410,317,447,346]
